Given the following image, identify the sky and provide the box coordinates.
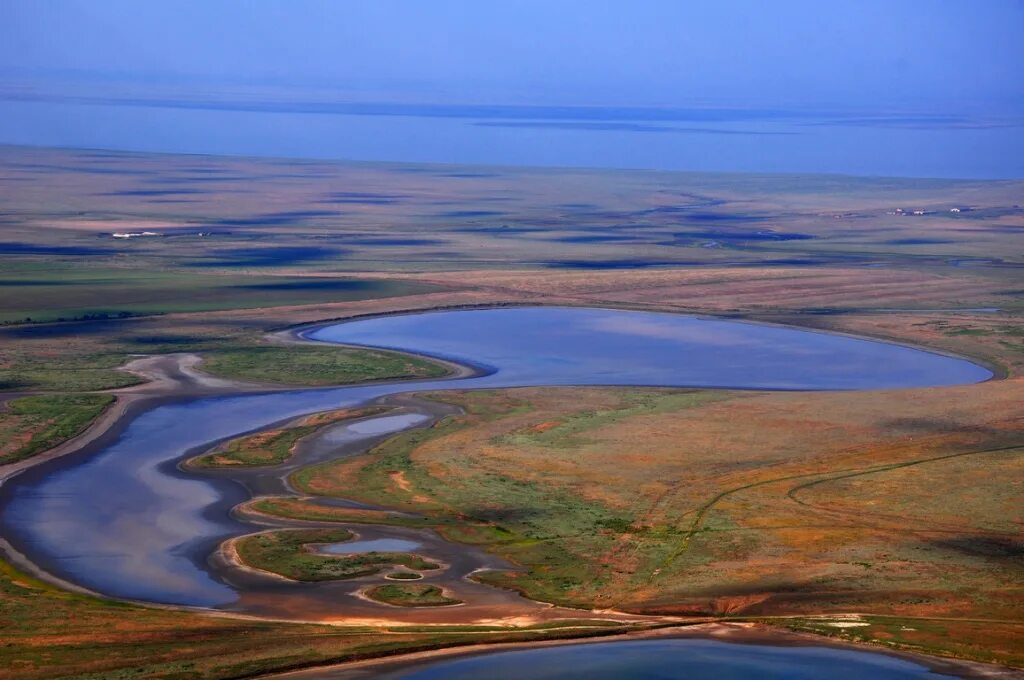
[2,0,1023,113]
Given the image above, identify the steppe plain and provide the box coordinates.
[0,144,1021,678]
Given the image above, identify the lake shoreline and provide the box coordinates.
[0,306,1013,677]
[261,622,1023,679]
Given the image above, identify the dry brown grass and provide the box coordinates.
[296,380,1023,624]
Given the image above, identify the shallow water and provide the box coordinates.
[0,307,992,607]
[346,413,431,435]
[318,538,421,555]
[364,639,956,680]
[308,307,991,390]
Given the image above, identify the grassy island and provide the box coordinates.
[188,407,386,468]
[234,529,441,581]
[201,346,448,386]
[365,584,462,607]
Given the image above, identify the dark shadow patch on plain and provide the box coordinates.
[436,210,506,218]
[157,227,234,236]
[0,242,116,256]
[143,175,256,183]
[353,238,446,246]
[543,259,698,270]
[668,230,814,242]
[99,189,207,197]
[0,318,135,339]
[458,225,547,235]
[0,279,75,286]
[212,211,340,226]
[121,334,214,347]
[552,234,646,243]
[230,279,379,291]
[665,211,769,222]
[318,192,407,205]
[185,246,347,267]
[925,536,1024,564]
[885,238,955,245]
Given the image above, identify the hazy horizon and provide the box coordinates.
[2,1,1023,177]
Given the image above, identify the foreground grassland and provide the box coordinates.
[234,529,440,581]
[0,561,635,680]
[189,407,385,467]
[288,384,1023,666]
[0,394,113,464]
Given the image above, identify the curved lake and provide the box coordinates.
[0,307,991,609]
[350,639,957,680]
[307,307,991,390]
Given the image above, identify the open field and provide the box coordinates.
[281,379,1023,665]
[2,145,1023,276]
[1,144,1022,676]
[0,261,442,325]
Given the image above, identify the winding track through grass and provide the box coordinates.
[651,442,1024,577]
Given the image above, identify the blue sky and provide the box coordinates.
[2,0,1023,112]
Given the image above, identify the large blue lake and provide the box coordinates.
[0,308,991,608]
[308,307,991,390]
[1,98,1021,178]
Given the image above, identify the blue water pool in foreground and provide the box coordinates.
[370,639,956,680]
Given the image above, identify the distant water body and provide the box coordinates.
[0,98,1021,178]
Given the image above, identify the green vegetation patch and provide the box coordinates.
[1,350,144,392]
[364,584,462,607]
[0,394,114,464]
[386,571,423,580]
[291,395,658,606]
[247,497,430,527]
[189,407,385,468]
[498,390,726,449]
[201,345,448,386]
[234,529,441,581]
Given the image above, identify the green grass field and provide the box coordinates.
[0,394,114,464]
